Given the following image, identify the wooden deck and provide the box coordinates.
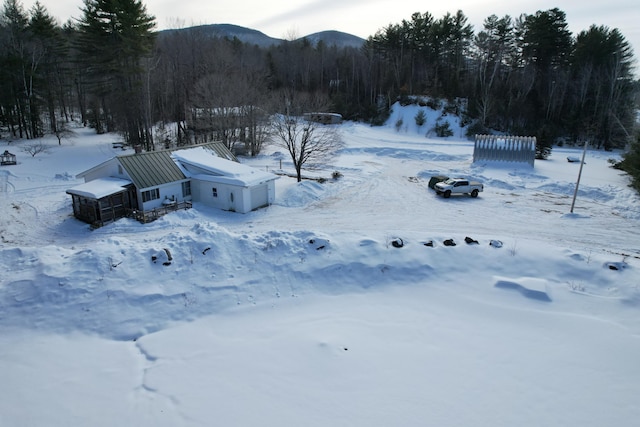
[127,201,193,223]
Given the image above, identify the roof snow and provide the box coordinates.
[172,147,277,187]
[66,177,132,199]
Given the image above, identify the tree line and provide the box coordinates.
[0,1,639,187]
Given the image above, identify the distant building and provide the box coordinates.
[66,142,278,227]
[304,112,343,125]
[1,150,16,166]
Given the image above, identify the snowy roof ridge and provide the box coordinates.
[171,146,277,187]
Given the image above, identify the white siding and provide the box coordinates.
[139,182,184,211]
[250,184,269,210]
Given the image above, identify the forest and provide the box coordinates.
[1,0,639,187]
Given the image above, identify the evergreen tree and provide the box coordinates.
[520,8,573,152]
[76,0,155,148]
[28,1,65,135]
[414,109,426,126]
[0,0,31,138]
[619,134,640,192]
[572,26,634,149]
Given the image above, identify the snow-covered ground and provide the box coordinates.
[1,104,639,426]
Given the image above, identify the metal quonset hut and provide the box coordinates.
[473,135,537,166]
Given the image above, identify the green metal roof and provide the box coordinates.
[117,142,236,189]
[118,150,185,189]
[199,142,238,162]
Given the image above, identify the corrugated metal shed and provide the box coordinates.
[117,142,236,189]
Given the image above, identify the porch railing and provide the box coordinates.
[126,201,193,223]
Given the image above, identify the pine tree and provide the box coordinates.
[76,0,155,148]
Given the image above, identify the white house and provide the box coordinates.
[171,146,276,213]
[66,142,278,226]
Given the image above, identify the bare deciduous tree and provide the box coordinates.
[272,92,342,182]
[22,141,49,157]
[53,121,75,145]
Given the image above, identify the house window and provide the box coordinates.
[182,181,191,197]
[142,188,160,203]
[212,187,218,198]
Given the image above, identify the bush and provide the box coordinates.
[443,101,458,116]
[465,121,488,138]
[535,145,552,160]
[395,118,404,132]
[618,136,640,192]
[398,94,415,106]
[426,98,441,110]
[433,120,453,137]
[414,110,427,127]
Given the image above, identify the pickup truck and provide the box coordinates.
[434,178,483,198]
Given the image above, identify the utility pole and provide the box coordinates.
[570,139,588,213]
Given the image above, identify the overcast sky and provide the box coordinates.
[21,0,640,68]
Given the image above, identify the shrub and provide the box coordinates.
[465,121,488,138]
[535,145,552,160]
[395,118,404,132]
[398,94,414,106]
[414,110,427,127]
[443,101,458,115]
[426,98,441,110]
[433,120,453,137]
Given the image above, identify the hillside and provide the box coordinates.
[157,23,365,48]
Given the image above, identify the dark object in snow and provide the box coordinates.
[605,262,627,271]
[567,156,585,164]
[489,240,503,248]
[391,238,404,248]
[465,236,479,245]
[152,248,173,266]
[443,239,456,246]
[428,175,449,189]
[423,240,434,247]
[309,238,330,251]
[202,247,211,255]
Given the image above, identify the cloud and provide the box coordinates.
[251,0,372,30]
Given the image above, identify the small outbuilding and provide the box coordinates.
[1,150,16,166]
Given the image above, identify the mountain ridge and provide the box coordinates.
[158,23,365,48]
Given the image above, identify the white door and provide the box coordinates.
[250,184,268,210]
